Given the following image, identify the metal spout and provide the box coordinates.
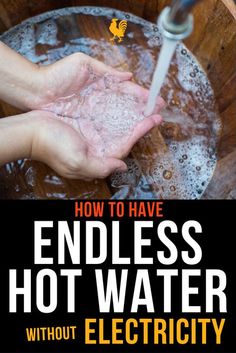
[158,0,203,41]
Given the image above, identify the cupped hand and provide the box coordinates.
[33,52,133,109]
[30,110,127,180]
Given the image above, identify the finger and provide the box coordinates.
[82,156,127,179]
[120,114,162,157]
[118,81,149,100]
[87,56,132,81]
[118,81,166,112]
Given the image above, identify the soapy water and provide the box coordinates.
[0,7,221,199]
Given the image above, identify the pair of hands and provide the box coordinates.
[2,50,164,180]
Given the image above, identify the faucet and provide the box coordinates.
[145,0,203,116]
[158,0,203,41]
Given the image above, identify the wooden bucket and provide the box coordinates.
[0,0,235,199]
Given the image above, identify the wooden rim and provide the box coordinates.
[222,0,236,19]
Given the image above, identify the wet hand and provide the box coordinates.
[30,110,128,180]
[34,52,133,109]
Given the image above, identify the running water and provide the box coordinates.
[145,38,178,116]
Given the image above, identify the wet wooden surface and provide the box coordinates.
[0,0,236,199]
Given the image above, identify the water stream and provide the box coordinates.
[145,38,178,116]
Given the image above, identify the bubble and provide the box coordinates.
[190,72,196,78]
[182,155,188,160]
[15,185,20,192]
[163,170,172,180]
[196,166,201,171]
[170,185,176,192]
[25,167,36,187]
[127,32,134,39]
[181,49,187,55]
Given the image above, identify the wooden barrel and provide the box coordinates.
[0,0,235,199]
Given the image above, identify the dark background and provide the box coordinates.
[0,200,235,353]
